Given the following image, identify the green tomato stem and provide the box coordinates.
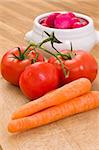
[39,38,52,47]
[22,44,33,55]
[37,46,67,77]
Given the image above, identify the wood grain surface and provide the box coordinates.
[0,0,99,150]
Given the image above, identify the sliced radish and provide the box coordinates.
[66,12,76,18]
[41,22,49,27]
[82,20,88,26]
[46,13,60,28]
[71,17,80,24]
[54,14,72,29]
[40,18,47,24]
[79,18,88,26]
[40,18,49,27]
[40,12,88,29]
[72,22,84,28]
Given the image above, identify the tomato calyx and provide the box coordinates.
[11,46,39,63]
[11,47,25,60]
[59,42,76,60]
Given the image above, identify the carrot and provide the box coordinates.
[8,91,99,133]
[12,78,91,119]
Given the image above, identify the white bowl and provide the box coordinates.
[25,11,99,55]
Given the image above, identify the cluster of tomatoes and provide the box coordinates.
[1,44,98,100]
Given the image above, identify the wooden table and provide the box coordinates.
[0,0,99,150]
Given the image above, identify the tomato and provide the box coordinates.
[1,47,44,86]
[19,62,59,100]
[48,50,98,85]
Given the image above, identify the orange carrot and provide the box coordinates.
[12,78,91,119]
[8,91,99,133]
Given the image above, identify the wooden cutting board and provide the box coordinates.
[0,0,99,150]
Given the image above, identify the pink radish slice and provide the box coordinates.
[40,12,88,29]
[40,18,47,24]
[82,20,88,26]
[82,19,88,26]
[79,18,88,25]
[54,14,72,29]
[72,22,84,28]
[66,12,76,18]
[40,18,49,27]
[41,22,49,27]
[71,17,80,26]
[46,13,60,28]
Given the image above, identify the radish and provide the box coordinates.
[82,19,88,26]
[71,17,80,25]
[46,13,60,28]
[66,12,76,18]
[40,18,49,27]
[79,18,88,26]
[72,22,84,28]
[40,18,47,24]
[40,12,89,29]
[82,20,88,26]
[54,14,72,29]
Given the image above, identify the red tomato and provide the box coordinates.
[48,50,98,85]
[1,47,44,86]
[19,62,59,100]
